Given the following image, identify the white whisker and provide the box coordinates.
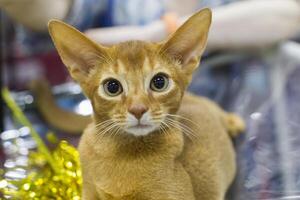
[164,117,198,141]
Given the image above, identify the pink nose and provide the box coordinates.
[128,104,149,119]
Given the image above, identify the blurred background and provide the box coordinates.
[1,0,300,199]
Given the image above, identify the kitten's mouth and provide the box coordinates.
[125,123,157,136]
[132,124,152,128]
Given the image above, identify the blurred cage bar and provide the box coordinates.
[1,8,6,170]
[1,9,4,132]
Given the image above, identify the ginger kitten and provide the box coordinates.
[48,8,245,200]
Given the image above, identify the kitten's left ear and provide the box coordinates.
[160,8,212,72]
[48,20,108,83]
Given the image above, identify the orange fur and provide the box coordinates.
[48,8,245,200]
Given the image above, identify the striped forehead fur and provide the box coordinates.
[112,40,158,71]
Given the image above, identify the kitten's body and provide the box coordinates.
[48,9,245,200]
[79,93,243,200]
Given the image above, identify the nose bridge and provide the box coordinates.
[131,91,147,104]
[127,73,147,104]
[128,72,144,94]
[126,70,150,119]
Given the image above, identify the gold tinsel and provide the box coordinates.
[0,88,82,199]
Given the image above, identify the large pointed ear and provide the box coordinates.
[48,20,108,83]
[160,8,212,71]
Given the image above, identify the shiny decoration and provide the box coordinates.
[0,88,82,199]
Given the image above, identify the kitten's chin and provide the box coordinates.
[124,125,158,137]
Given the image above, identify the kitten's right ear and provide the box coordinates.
[48,20,107,83]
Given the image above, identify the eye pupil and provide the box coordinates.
[107,81,120,93]
[153,76,165,89]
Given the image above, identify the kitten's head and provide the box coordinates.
[48,8,211,136]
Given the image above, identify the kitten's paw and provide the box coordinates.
[226,113,245,138]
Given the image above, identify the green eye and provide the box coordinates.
[150,73,169,92]
[103,79,123,96]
